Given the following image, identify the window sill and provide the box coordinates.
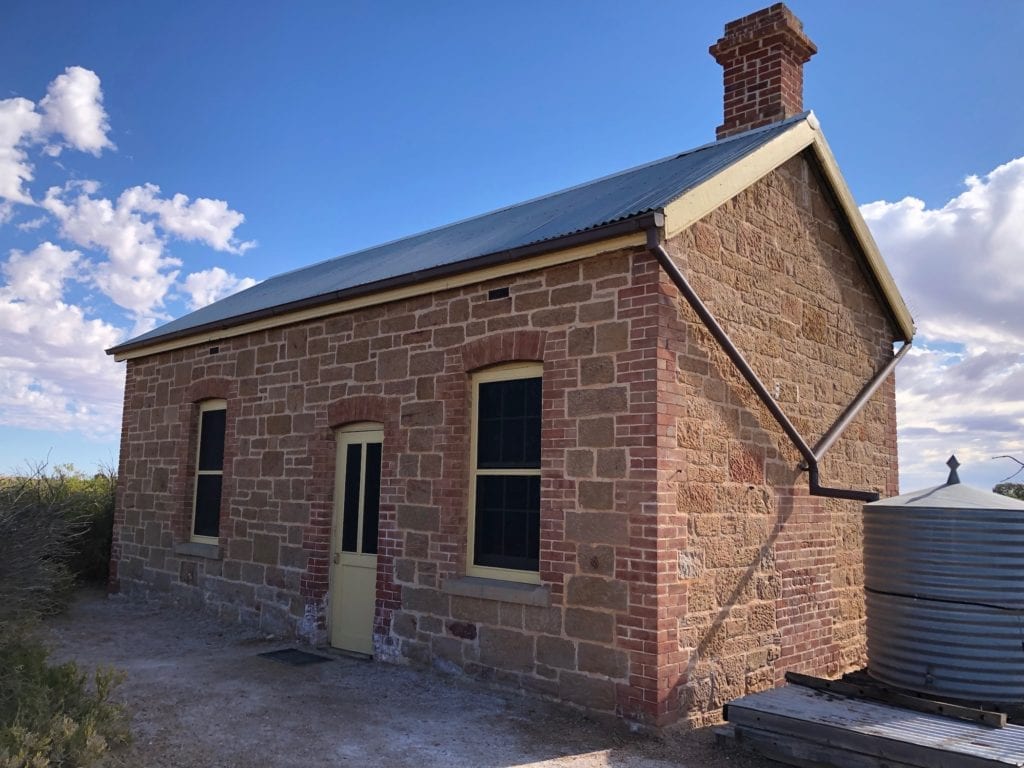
[443,576,550,607]
[174,542,221,560]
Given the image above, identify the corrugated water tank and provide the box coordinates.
[864,457,1024,704]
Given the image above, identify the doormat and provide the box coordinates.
[258,648,333,666]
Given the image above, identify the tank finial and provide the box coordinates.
[946,454,961,485]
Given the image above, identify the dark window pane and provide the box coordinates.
[474,475,540,571]
[198,408,226,471]
[193,474,222,538]
[477,377,541,469]
[341,444,361,553]
[361,442,382,555]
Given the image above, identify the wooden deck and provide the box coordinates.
[719,684,1024,768]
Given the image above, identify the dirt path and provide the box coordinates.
[45,591,777,767]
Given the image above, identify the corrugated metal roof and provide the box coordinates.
[113,115,809,352]
[868,481,1024,510]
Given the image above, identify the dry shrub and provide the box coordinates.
[0,465,129,767]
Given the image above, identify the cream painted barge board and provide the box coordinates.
[725,686,1024,768]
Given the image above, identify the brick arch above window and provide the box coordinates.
[185,377,233,402]
[461,330,547,373]
[327,395,391,430]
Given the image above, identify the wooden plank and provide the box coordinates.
[725,687,1024,767]
[727,706,1005,768]
[724,723,924,768]
[785,671,1008,728]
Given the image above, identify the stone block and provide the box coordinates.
[565,512,628,545]
[594,322,629,353]
[558,671,615,711]
[578,642,629,679]
[523,606,562,634]
[580,356,614,385]
[567,575,628,611]
[252,533,278,565]
[595,449,626,478]
[397,504,440,532]
[564,608,615,643]
[447,621,477,640]
[578,544,615,576]
[261,450,284,477]
[402,586,449,616]
[479,627,534,672]
[567,326,595,356]
[400,401,443,427]
[567,388,627,417]
[395,558,416,583]
[405,532,429,558]
[377,348,409,379]
[578,417,615,447]
[451,596,500,625]
[578,481,613,510]
[536,636,575,670]
[566,449,593,478]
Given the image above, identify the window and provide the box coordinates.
[468,364,542,583]
[192,399,226,542]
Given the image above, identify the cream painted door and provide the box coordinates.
[329,424,383,654]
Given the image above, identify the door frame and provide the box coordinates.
[329,421,384,653]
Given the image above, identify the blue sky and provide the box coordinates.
[1,1,1022,493]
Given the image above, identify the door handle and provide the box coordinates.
[332,552,340,564]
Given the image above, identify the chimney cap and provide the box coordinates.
[711,4,817,140]
[710,3,816,63]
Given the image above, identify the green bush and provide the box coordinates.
[0,631,129,768]
[994,482,1024,501]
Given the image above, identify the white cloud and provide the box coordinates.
[0,66,256,447]
[2,241,81,304]
[38,66,114,157]
[0,243,124,438]
[42,182,181,320]
[41,182,253,324]
[121,183,255,254]
[0,67,113,210]
[864,158,1024,491]
[183,267,258,310]
[0,96,43,204]
[16,216,47,231]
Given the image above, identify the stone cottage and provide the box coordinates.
[107,4,914,728]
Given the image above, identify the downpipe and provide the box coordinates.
[647,231,909,503]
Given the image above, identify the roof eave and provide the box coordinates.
[106,212,661,360]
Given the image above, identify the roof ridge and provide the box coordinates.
[266,112,813,282]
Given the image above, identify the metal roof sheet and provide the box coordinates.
[868,482,1024,510]
[114,115,809,352]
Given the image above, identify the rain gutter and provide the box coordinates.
[108,213,662,357]
[646,225,910,503]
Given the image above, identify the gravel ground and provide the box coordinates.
[44,590,780,768]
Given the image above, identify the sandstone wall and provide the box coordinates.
[113,245,674,722]
[659,153,899,727]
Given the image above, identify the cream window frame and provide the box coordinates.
[467,362,543,584]
[191,399,226,544]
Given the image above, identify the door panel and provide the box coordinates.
[329,426,382,654]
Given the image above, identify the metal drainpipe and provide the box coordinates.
[646,228,911,503]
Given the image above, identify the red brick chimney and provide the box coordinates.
[710,3,817,140]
